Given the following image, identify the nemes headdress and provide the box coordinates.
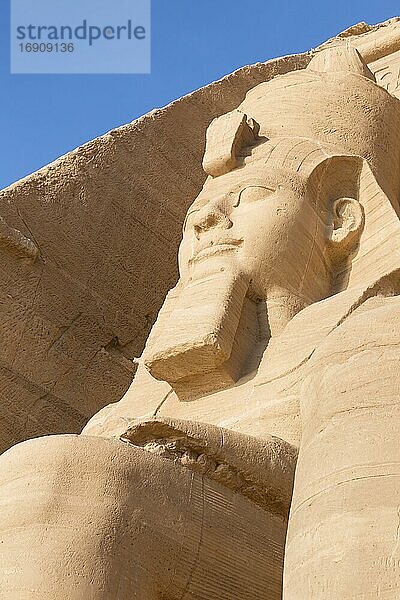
[203,42,400,215]
[202,42,400,292]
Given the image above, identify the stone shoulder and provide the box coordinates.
[308,293,400,368]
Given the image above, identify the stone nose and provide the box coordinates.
[193,198,233,238]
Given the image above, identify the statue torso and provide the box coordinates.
[84,281,400,451]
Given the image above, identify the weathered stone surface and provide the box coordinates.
[2,18,400,450]
[0,52,310,451]
[1,16,400,600]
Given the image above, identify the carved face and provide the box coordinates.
[178,162,329,300]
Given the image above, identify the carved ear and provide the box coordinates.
[327,197,365,261]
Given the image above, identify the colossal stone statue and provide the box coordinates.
[1,29,400,600]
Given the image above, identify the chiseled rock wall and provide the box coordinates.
[1,17,398,451]
[0,51,310,451]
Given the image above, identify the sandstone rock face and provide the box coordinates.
[1,16,400,600]
[0,55,309,453]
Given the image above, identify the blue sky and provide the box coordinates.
[0,0,399,190]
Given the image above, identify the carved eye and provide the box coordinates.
[238,186,275,204]
[183,197,209,232]
[191,196,210,212]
